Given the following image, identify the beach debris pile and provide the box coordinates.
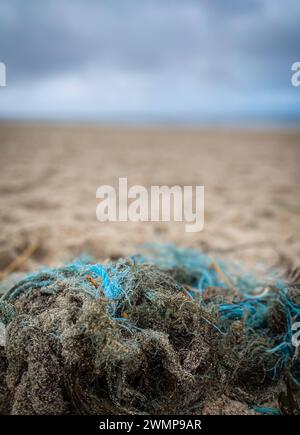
[0,244,299,415]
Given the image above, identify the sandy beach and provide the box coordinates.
[0,123,299,278]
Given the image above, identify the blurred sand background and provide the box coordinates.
[0,123,299,281]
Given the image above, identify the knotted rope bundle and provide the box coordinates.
[0,244,299,415]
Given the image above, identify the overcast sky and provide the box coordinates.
[0,0,299,123]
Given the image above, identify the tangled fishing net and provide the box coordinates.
[0,244,299,415]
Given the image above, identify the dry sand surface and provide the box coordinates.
[0,123,299,283]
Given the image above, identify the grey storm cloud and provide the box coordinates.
[0,0,299,120]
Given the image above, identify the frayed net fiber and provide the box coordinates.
[0,244,299,415]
